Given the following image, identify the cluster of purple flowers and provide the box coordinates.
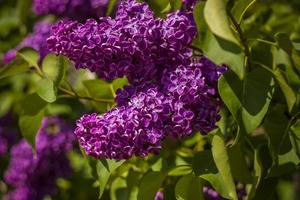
[4,117,75,200]
[46,0,224,160]
[47,0,196,83]
[47,0,225,160]
[33,0,111,20]
[2,22,52,64]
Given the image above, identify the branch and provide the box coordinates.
[227,9,252,71]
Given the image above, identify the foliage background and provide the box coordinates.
[0,0,300,199]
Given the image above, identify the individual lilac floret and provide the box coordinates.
[2,22,52,64]
[154,191,164,200]
[47,0,196,84]
[4,117,75,200]
[2,50,17,65]
[75,86,172,160]
[32,0,111,20]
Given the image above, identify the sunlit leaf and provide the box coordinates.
[175,174,204,200]
[36,78,56,103]
[204,0,239,45]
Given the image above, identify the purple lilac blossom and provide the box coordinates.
[2,22,52,64]
[76,58,225,160]
[4,117,75,200]
[47,0,196,84]
[33,0,110,20]
[75,86,172,160]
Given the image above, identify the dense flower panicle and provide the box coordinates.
[77,57,225,159]
[2,22,52,64]
[47,0,197,84]
[4,117,75,200]
[75,86,172,160]
[32,0,110,20]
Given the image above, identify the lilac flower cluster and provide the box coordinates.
[47,0,196,84]
[76,86,171,159]
[203,184,247,200]
[4,117,75,200]
[49,0,225,160]
[33,0,111,20]
[2,22,52,64]
[75,57,225,160]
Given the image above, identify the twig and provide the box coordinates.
[227,9,252,72]
[58,86,114,103]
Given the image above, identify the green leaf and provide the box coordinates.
[137,171,166,200]
[112,77,128,91]
[232,0,256,23]
[247,148,263,199]
[192,150,217,176]
[252,177,278,200]
[193,1,206,37]
[0,59,30,79]
[42,54,67,84]
[273,68,296,112]
[0,92,13,117]
[36,78,56,103]
[21,93,48,115]
[83,79,115,112]
[204,0,239,45]
[201,173,230,199]
[218,68,274,134]
[17,48,39,68]
[228,144,252,183]
[106,0,118,16]
[264,105,291,164]
[275,33,294,55]
[19,109,44,147]
[203,31,245,80]
[110,177,127,200]
[211,134,238,200]
[168,165,193,176]
[290,120,300,158]
[96,159,124,198]
[169,0,182,11]
[83,80,114,99]
[18,93,48,147]
[175,174,204,200]
[146,0,170,17]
